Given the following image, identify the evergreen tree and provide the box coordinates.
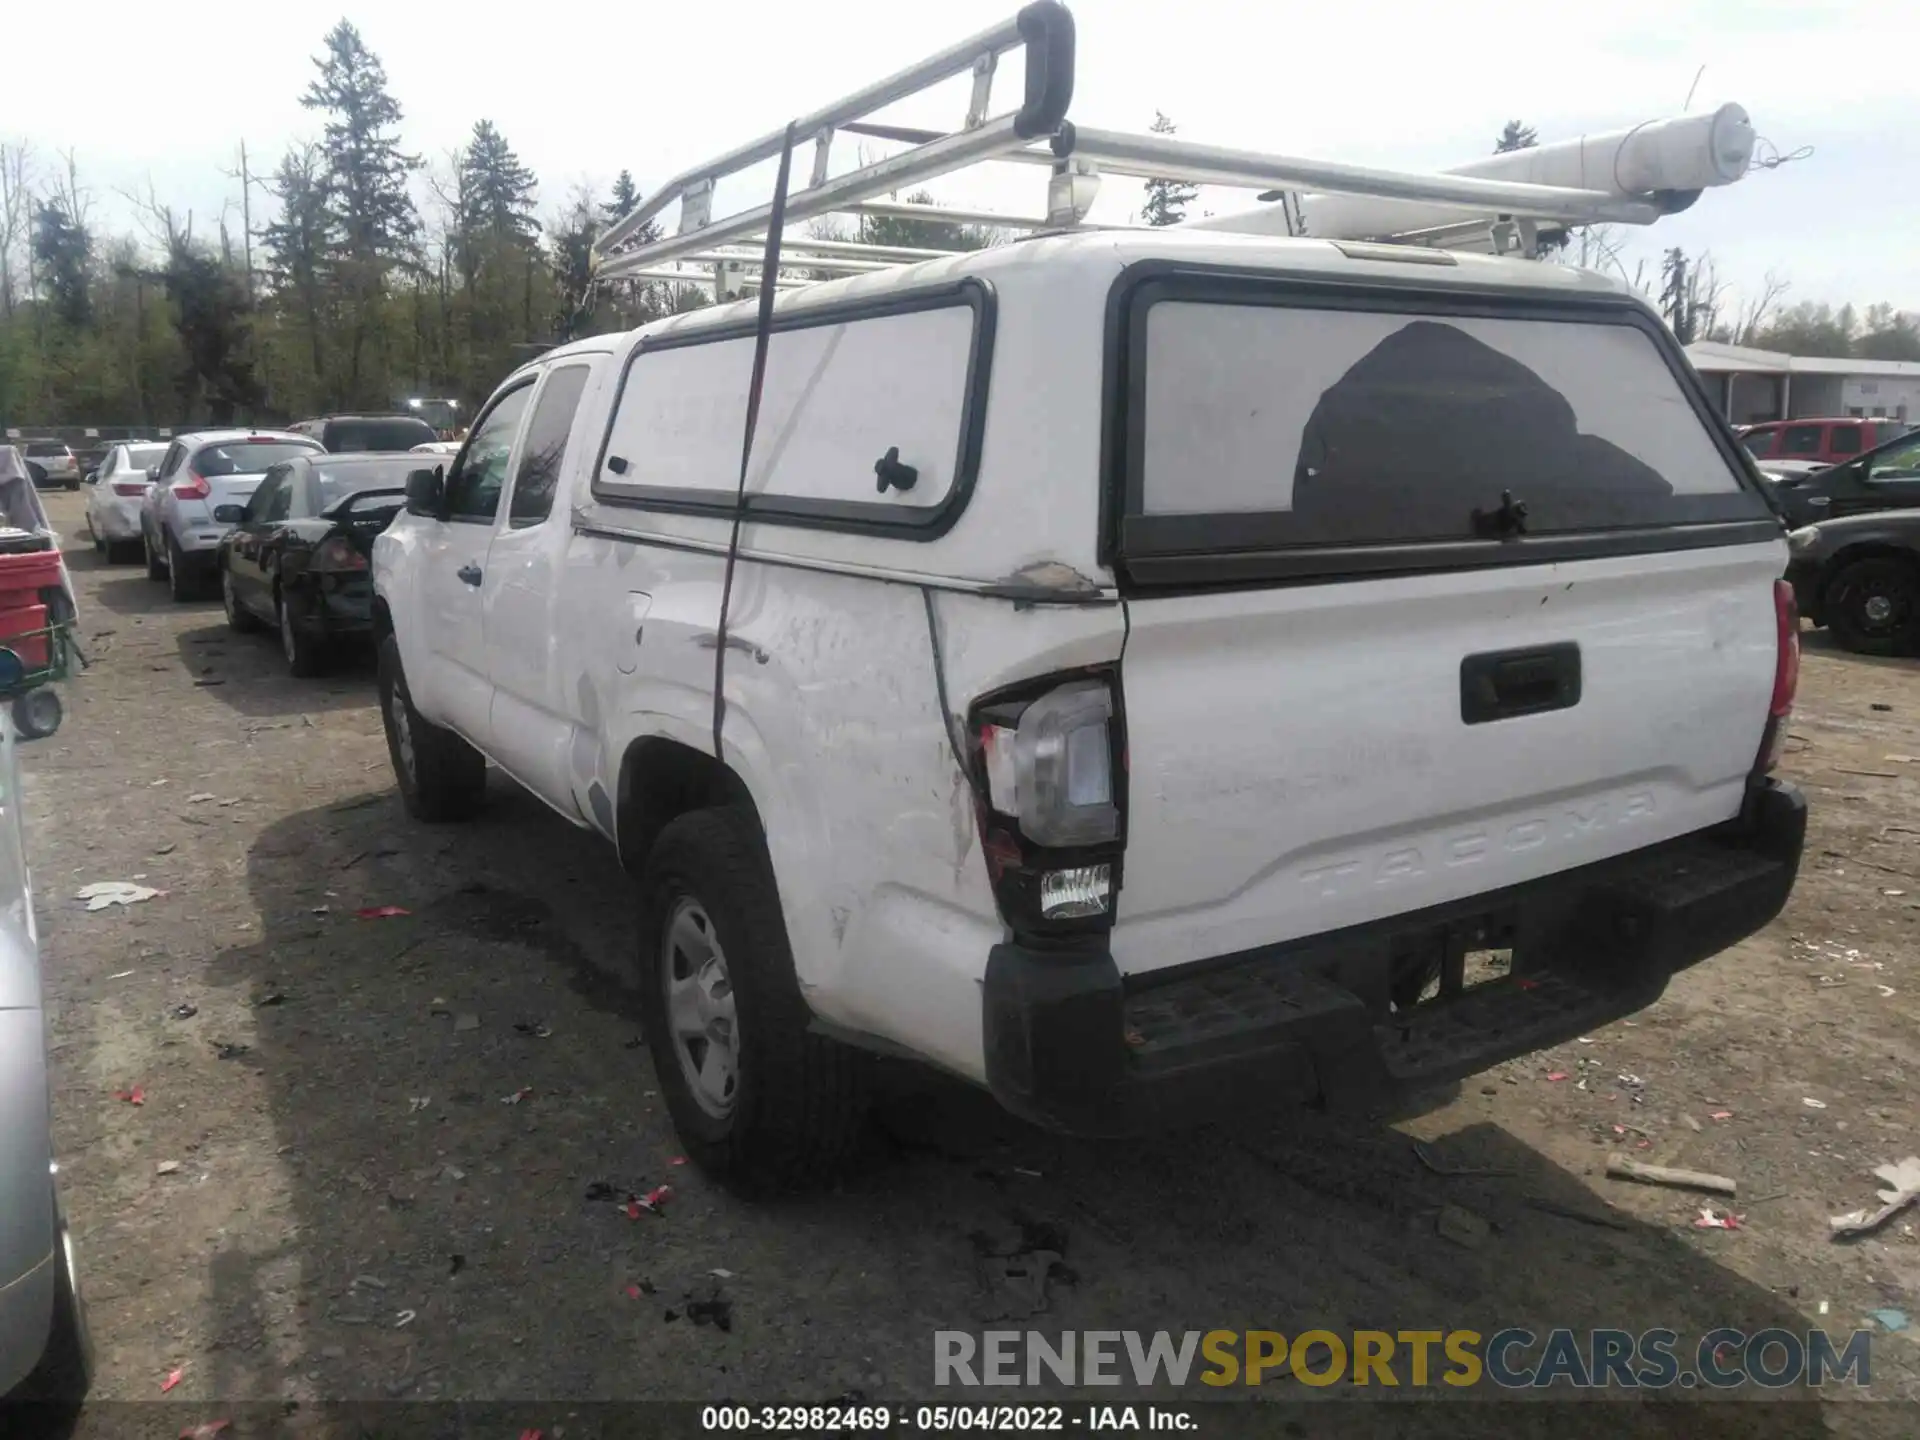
[1140,113,1198,227]
[303,21,420,266]
[459,120,539,243]
[261,145,335,395]
[31,199,91,328]
[1495,120,1539,153]
[602,170,640,226]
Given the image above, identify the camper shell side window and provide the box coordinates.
[590,280,995,541]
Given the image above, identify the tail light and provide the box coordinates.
[172,471,210,501]
[1755,579,1800,774]
[312,537,368,573]
[969,672,1125,937]
[111,481,147,496]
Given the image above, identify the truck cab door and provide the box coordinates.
[418,381,535,748]
[479,360,600,810]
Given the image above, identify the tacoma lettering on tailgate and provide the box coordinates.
[1297,791,1658,899]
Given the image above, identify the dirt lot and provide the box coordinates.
[18,488,1920,1434]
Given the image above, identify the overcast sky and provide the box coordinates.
[5,0,1917,317]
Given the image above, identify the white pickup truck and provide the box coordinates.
[372,223,1806,1189]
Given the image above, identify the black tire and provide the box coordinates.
[1825,556,1920,657]
[65,479,78,492]
[221,563,261,633]
[106,540,140,565]
[8,1188,94,1404]
[12,689,62,741]
[166,536,198,603]
[376,635,485,821]
[277,591,328,678]
[637,805,869,1192]
[143,527,166,581]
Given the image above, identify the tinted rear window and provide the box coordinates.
[1135,300,1760,545]
[323,418,438,452]
[24,442,67,456]
[192,441,319,477]
[313,459,418,510]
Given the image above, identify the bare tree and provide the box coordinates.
[45,149,90,233]
[1732,271,1790,346]
[0,140,36,318]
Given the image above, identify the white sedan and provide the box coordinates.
[82,442,168,564]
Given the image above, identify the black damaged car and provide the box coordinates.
[214,453,414,676]
[1785,508,1920,656]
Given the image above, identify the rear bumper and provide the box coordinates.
[285,576,375,639]
[982,778,1806,1136]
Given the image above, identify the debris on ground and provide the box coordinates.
[1803,1097,1829,1110]
[1872,1309,1910,1333]
[584,1181,618,1202]
[113,1085,146,1105]
[1546,1071,1569,1082]
[76,881,162,911]
[501,1087,532,1105]
[187,793,216,804]
[156,1160,181,1176]
[1693,1208,1744,1230]
[1436,1204,1491,1249]
[395,1309,417,1328]
[170,1003,197,1020]
[1829,1156,1920,1239]
[161,1367,184,1392]
[669,1156,688,1166]
[211,1041,250,1061]
[356,905,411,919]
[684,1278,733,1331]
[1710,1110,1734,1121]
[513,1021,553,1038]
[255,990,286,1007]
[449,1254,465,1276]
[179,1422,232,1440]
[408,1096,430,1113]
[709,1267,736,1279]
[1606,1156,1738,1197]
[453,1013,480,1032]
[624,1185,673,1219]
[972,1222,1073,1321]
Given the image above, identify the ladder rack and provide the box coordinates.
[591,0,1754,292]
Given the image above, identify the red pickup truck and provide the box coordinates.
[1739,417,1908,471]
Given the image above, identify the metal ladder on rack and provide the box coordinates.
[592,0,1756,298]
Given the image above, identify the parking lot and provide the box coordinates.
[21,486,1919,1433]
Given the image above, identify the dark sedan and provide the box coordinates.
[214,453,413,675]
[1765,427,1920,529]
[1784,508,1920,656]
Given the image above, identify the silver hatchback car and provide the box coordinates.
[0,648,91,1404]
[140,430,323,602]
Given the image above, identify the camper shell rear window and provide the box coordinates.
[590,280,994,540]
[1107,272,1780,586]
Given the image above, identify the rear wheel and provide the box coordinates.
[1825,556,1920,656]
[106,540,140,565]
[278,592,328,678]
[637,806,869,1192]
[377,635,485,821]
[166,536,198,602]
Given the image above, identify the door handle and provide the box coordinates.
[457,563,483,586]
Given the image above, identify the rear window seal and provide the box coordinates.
[588,277,996,542]
[1096,262,1782,590]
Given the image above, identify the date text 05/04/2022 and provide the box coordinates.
[700,1406,1196,1432]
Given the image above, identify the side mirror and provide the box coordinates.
[405,466,445,518]
[212,504,247,524]
[146,465,161,483]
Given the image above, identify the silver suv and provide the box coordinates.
[140,430,322,601]
[20,444,78,491]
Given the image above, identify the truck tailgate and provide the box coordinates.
[1112,542,1782,974]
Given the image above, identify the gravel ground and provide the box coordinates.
[16,489,1920,1436]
